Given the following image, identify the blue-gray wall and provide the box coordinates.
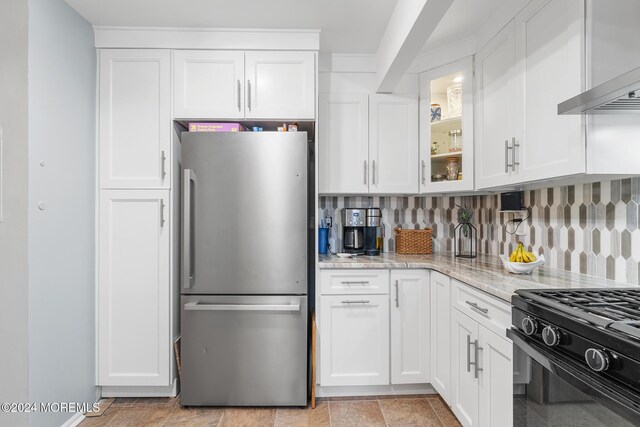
[28,0,97,425]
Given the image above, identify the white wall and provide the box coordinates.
[0,0,30,426]
[27,0,97,425]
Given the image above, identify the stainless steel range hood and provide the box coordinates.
[558,66,640,115]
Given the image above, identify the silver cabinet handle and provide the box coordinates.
[467,336,481,378]
[476,344,483,379]
[237,80,241,111]
[161,150,167,179]
[504,140,510,173]
[183,169,196,289]
[372,160,376,185]
[466,300,489,314]
[340,281,369,286]
[395,280,399,308]
[160,198,166,228]
[467,334,472,373]
[511,137,520,171]
[421,160,426,184]
[364,160,368,185]
[247,79,252,111]
[184,302,300,312]
[341,300,370,304]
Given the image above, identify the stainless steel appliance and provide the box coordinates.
[341,208,365,254]
[180,131,309,407]
[364,208,381,256]
[558,66,640,114]
[508,288,640,426]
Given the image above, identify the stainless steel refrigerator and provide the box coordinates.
[180,131,309,406]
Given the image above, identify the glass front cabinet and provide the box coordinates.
[419,57,474,193]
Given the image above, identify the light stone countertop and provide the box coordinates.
[318,252,637,302]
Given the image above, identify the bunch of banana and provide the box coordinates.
[509,242,537,263]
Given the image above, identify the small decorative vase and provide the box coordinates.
[430,104,441,122]
[447,85,463,118]
[454,222,477,258]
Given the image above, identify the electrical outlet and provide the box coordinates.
[325,216,332,228]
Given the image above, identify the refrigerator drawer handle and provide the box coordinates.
[184,302,300,312]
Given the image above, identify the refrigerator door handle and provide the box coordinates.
[184,301,301,312]
[183,169,196,288]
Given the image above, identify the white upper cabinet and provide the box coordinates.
[99,49,171,189]
[515,0,584,182]
[173,51,245,119]
[390,270,430,384]
[319,93,418,195]
[475,22,519,190]
[369,94,419,194]
[98,190,170,386]
[173,50,315,120]
[245,51,315,119]
[319,93,369,194]
[475,0,586,189]
[420,57,474,193]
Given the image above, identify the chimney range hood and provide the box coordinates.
[558,66,640,115]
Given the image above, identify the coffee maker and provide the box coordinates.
[341,208,366,254]
[364,208,382,256]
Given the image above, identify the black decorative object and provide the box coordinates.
[455,204,477,258]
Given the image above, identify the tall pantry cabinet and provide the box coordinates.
[97,49,175,391]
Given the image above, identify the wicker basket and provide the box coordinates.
[394,227,433,254]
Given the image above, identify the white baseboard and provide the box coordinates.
[317,383,436,398]
[60,412,85,427]
[101,379,177,398]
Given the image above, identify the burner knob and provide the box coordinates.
[585,348,610,372]
[542,326,562,347]
[521,317,538,336]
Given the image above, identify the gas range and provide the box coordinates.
[511,288,640,393]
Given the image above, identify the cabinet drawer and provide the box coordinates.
[320,270,389,295]
[451,279,510,339]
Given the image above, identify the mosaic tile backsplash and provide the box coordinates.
[318,178,640,285]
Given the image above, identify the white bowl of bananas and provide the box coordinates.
[499,243,545,274]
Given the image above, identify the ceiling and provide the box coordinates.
[421,0,505,53]
[64,0,398,54]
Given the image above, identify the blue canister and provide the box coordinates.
[318,227,329,254]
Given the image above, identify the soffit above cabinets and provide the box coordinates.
[64,0,397,54]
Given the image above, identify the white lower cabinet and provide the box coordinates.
[390,270,430,384]
[430,271,452,401]
[320,294,389,386]
[98,190,171,386]
[451,308,513,427]
[478,327,513,427]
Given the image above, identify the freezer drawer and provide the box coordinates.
[180,295,308,406]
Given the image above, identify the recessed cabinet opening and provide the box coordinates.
[420,56,473,193]
[429,72,464,183]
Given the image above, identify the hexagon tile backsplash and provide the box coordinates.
[318,178,640,285]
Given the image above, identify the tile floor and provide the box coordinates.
[79,394,462,427]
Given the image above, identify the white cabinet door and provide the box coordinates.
[478,327,513,427]
[245,51,315,119]
[98,190,170,386]
[390,270,429,384]
[451,309,480,427]
[515,0,585,182]
[475,22,520,190]
[99,49,170,189]
[318,93,369,194]
[369,94,419,194]
[173,50,244,119]
[430,271,452,402]
[320,294,389,386]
